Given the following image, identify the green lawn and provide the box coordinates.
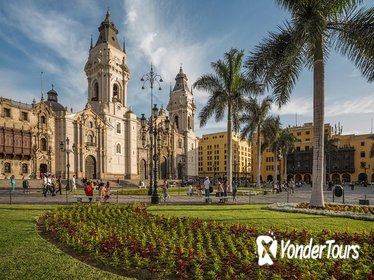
[1,204,373,279]
[0,204,131,280]
[148,204,374,233]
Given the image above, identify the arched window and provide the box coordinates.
[116,122,121,134]
[116,143,121,154]
[92,82,99,101]
[4,162,11,173]
[113,84,119,99]
[40,138,47,151]
[188,116,191,130]
[174,115,179,130]
[89,121,93,128]
[40,116,46,124]
[22,163,28,174]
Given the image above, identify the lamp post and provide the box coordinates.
[140,106,170,204]
[47,146,52,173]
[140,64,163,195]
[32,145,37,179]
[59,137,76,198]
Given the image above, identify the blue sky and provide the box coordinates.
[0,0,373,136]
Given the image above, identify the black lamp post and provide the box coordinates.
[47,146,52,173]
[140,65,163,194]
[140,107,170,204]
[59,137,76,197]
[32,145,37,179]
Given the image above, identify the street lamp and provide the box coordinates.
[140,64,163,195]
[59,137,76,197]
[32,145,37,179]
[140,107,170,204]
[47,146,52,173]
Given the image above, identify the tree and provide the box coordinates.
[240,97,274,188]
[262,116,282,184]
[246,1,374,207]
[278,128,297,182]
[193,48,263,191]
[324,136,338,184]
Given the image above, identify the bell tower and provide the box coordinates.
[167,66,196,133]
[83,9,138,180]
[84,9,130,115]
[167,67,198,178]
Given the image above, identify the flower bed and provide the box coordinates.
[41,204,374,279]
[296,202,374,214]
[267,203,374,221]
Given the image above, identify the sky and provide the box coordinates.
[0,0,373,137]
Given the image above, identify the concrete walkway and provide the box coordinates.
[1,184,373,206]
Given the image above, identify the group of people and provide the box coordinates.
[83,180,111,203]
[42,173,63,197]
[203,177,237,203]
[273,178,295,194]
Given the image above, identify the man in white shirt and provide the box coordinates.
[71,175,77,193]
[204,177,211,202]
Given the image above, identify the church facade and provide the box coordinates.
[0,10,198,181]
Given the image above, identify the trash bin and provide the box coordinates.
[334,185,343,197]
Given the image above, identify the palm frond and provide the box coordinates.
[246,22,305,107]
[330,7,374,81]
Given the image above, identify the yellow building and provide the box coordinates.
[252,122,374,184]
[333,133,374,184]
[198,131,251,181]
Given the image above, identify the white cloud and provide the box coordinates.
[122,0,225,114]
[271,96,313,117]
[326,94,374,117]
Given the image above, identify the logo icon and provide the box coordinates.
[256,234,278,266]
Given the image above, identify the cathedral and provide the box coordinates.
[0,10,198,181]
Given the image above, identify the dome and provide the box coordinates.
[44,100,66,112]
[45,85,65,112]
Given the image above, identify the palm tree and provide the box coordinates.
[262,116,282,184]
[324,136,338,184]
[240,97,274,188]
[278,128,297,182]
[246,1,374,207]
[194,48,263,191]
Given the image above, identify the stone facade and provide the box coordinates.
[0,10,198,181]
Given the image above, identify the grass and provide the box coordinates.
[0,204,132,280]
[148,204,374,234]
[1,203,373,279]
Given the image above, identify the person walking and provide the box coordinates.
[71,174,77,194]
[22,178,29,193]
[204,177,211,203]
[10,175,16,192]
[232,182,238,204]
[102,181,111,203]
[55,176,62,195]
[289,178,295,194]
[162,179,169,201]
[84,182,94,203]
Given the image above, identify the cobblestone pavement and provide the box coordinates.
[0,184,373,206]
